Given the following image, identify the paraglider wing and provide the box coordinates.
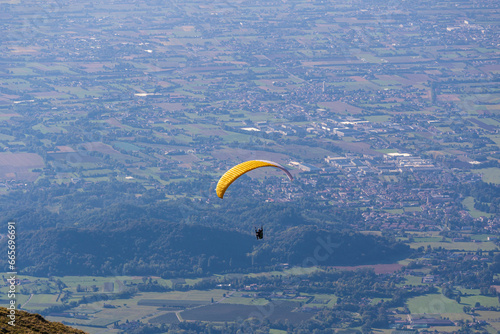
[216,160,293,199]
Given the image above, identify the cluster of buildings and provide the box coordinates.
[391,315,455,329]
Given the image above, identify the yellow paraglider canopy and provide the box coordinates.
[216,160,293,199]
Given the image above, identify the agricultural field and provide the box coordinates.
[0,0,499,333]
[4,237,499,333]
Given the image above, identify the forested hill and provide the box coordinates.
[253,226,412,266]
[7,220,410,277]
[15,220,255,277]
[0,307,86,333]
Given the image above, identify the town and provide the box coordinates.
[0,0,499,333]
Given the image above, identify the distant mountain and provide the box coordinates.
[0,307,86,333]
[4,220,410,277]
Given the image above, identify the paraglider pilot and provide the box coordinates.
[255,226,264,240]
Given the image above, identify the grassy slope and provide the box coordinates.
[0,307,87,333]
